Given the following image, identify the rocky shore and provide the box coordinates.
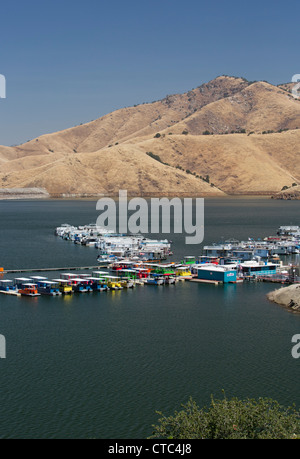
[267,284,300,313]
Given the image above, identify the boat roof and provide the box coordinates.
[52,279,71,283]
[85,277,106,281]
[102,275,120,279]
[240,261,277,266]
[14,277,32,282]
[40,280,59,285]
[31,276,48,280]
[196,264,235,272]
[71,278,89,282]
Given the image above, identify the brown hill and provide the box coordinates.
[123,129,300,194]
[0,75,299,197]
[0,146,223,197]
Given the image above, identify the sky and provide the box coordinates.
[0,0,299,146]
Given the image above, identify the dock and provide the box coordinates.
[0,290,21,296]
[188,278,223,285]
[3,265,108,275]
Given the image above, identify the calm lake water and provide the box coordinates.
[0,197,299,439]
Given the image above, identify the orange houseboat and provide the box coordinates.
[19,283,41,297]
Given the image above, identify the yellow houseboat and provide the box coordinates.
[175,266,193,280]
[53,279,73,294]
[101,275,123,290]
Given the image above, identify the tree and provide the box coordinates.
[150,395,300,439]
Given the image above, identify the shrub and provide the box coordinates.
[146,151,163,163]
[150,395,300,439]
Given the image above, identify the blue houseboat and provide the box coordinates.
[36,280,62,296]
[239,261,277,277]
[196,265,237,283]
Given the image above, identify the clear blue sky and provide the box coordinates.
[0,0,299,146]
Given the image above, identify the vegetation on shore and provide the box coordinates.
[150,394,300,439]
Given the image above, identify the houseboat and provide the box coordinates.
[92,270,110,279]
[175,266,193,280]
[35,280,62,296]
[196,264,237,284]
[18,283,41,297]
[14,278,32,289]
[60,273,78,281]
[85,278,109,292]
[163,274,176,284]
[0,280,20,295]
[101,275,123,290]
[71,278,93,293]
[144,273,165,285]
[239,261,278,278]
[52,279,73,295]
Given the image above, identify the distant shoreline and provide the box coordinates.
[0,193,276,201]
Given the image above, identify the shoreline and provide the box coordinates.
[0,193,279,201]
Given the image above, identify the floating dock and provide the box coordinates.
[188,278,222,285]
[3,265,108,274]
[0,290,21,296]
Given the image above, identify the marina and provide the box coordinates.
[2,224,300,299]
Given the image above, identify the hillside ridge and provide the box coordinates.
[0,75,299,197]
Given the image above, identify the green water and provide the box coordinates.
[0,198,299,439]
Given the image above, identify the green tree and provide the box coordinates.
[150,395,300,439]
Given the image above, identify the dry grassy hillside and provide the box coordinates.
[0,146,224,197]
[0,75,299,197]
[123,129,300,194]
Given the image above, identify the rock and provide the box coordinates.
[267,284,300,313]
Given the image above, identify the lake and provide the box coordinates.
[0,197,299,439]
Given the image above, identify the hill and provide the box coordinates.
[0,76,299,197]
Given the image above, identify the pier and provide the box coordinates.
[3,265,108,275]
